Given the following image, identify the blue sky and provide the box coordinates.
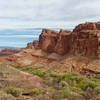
[0,0,100,29]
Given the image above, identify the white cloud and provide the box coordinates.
[0,0,100,29]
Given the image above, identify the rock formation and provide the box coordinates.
[72,31,98,57]
[73,22,100,32]
[26,22,100,57]
[27,40,39,49]
[39,29,59,52]
[54,29,72,54]
[38,23,99,57]
[72,22,100,57]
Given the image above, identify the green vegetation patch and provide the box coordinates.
[29,88,44,96]
[11,65,100,100]
[7,86,22,97]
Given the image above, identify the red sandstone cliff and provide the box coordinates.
[26,22,100,57]
[39,29,59,52]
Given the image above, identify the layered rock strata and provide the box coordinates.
[27,22,100,57]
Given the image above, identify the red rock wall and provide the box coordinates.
[55,30,72,54]
[39,29,58,52]
[73,22,100,32]
[29,22,99,57]
[72,32,98,57]
[72,22,99,57]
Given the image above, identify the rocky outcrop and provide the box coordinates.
[38,22,99,57]
[27,40,39,49]
[72,31,98,57]
[38,29,72,54]
[54,29,72,54]
[39,29,59,52]
[72,22,99,57]
[27,42,34,49]
[73,22,100,32]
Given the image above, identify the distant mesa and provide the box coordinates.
[27,22,100,58]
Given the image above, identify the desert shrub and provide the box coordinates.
[90,77,100,86]
[35,94,50,100]
[82,87,94,100]
[68,92,84,100]
[0,91,4,94]
[94,74,100,79]
[49,71,59,77]
[57,72,79,82]
[57,73,72,81]
[29,88,44,96]
[30,69,46,77]
[93,86,100,95]
[58,81,70,90]
[48,89,70,100]
[44,77,54,86]
[77,77,97,90]
[71,87,84,95]
[7,86,22,97]
[0,91,16,100]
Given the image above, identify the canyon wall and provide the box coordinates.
[27,22,100,57]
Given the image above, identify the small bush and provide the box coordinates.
[48,89,70,100]
[0,91,16,100]
[29,88,44,96]
[77,78,97,90]
[35,94,50,100]
[7,86,22,97]
[44,77,54,86]
[93,86,100,95]
[68,92,84,100]
[82,87,94,100]
[58,81,70,89]
[71,87,84,95]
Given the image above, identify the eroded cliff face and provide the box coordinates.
[39,29,59,52]
[54,30,72,55]
[73,22,100,32]
[38,22,99,57]
[72,22,100,57]
[26,22,100,57]
[72,31,98,57]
